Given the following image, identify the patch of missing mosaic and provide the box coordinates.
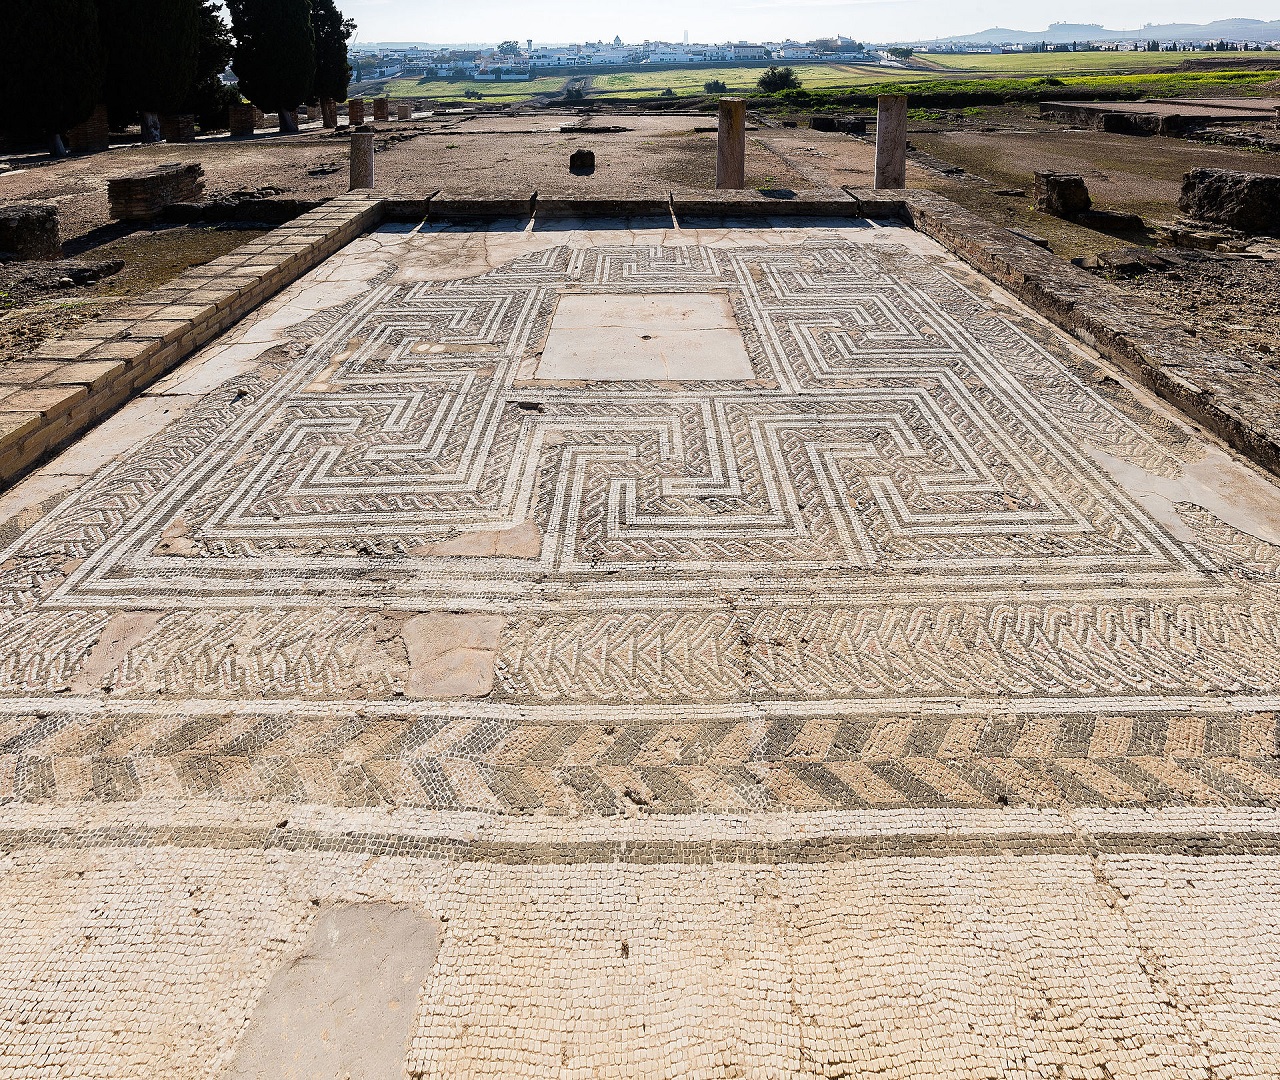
[0,488,77,550]
[536,292,755,381]
[70,611,163,694]
[221,903,438,1080]
[1087,442,1280,550]
[402,612,505,698]
[101,609,410,699]
[411,519,542,558]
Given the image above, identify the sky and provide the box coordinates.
[339,0,1279,45]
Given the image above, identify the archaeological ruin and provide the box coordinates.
[1,59,1280,1078]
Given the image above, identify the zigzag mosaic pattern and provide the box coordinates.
[1,696,1279,810]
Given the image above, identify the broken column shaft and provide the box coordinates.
[716,98,746,190]
[349,132,374,190]
[874,94,908,189]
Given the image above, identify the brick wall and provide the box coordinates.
[66,105,110,153]
[107,164,205,221]
[0,195,384,488]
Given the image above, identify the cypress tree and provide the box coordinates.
[2,0,103,155]
[310,0,355,108]
[183,0,237,129]
[98,0,201,141]
[228,0,316,132]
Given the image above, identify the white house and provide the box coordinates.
[778,42,817,59]
[529,48,580,67]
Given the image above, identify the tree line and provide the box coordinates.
[2,0,355,155]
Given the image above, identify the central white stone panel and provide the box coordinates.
[536,291,755,380]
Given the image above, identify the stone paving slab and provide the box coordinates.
[2,214,1280,1077]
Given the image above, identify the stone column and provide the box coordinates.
[350,131,375,190]
[347,98,365,125]
[321,98,338,128]
[397,103,412,120]
[873,95,908,189]
[373,97,389,121]
[716,97,746,190]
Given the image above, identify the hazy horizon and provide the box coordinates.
[339,3,1280,46]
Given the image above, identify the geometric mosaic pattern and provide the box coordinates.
[4,223,1280,1080]
[0,230,1277,817]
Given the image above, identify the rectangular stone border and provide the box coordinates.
[0,194,384,489]
[3,187,1275,490]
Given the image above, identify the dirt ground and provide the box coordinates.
[906,121,1280,257]
[1,105,1278,365]
[0,114,815,244]
[1123,250,1280,358]
[0,224,267,362]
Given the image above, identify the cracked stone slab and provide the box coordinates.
[401,613,506,698]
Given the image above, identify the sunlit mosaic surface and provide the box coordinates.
[2,220,1279,1078]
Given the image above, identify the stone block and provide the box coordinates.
[0,203,60,259]
[2,385,84,416]
[39,360,128,392]
[1179,168,1280,235]
[159,114,197,143]
[30,337,101,361]
[1034,172,1092,218]
[0,410,42,442]
[569,148,595,174]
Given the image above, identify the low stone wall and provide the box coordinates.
[1039,103,1171,136]
[0,195,383,488]
[0,203,60,259]
[809,115,867,135]
[107,164,205,221]
[844,185,1280,477]
[160,195,326,225]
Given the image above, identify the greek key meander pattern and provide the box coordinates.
[2,235,1279,814]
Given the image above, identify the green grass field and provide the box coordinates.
[918,49,1245,76]
[593,63,930,98]
[372,54,1280,106]
[850,67,1280,103]
[380,75,569,102]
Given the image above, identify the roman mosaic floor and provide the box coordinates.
[2,216,1280,1078]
